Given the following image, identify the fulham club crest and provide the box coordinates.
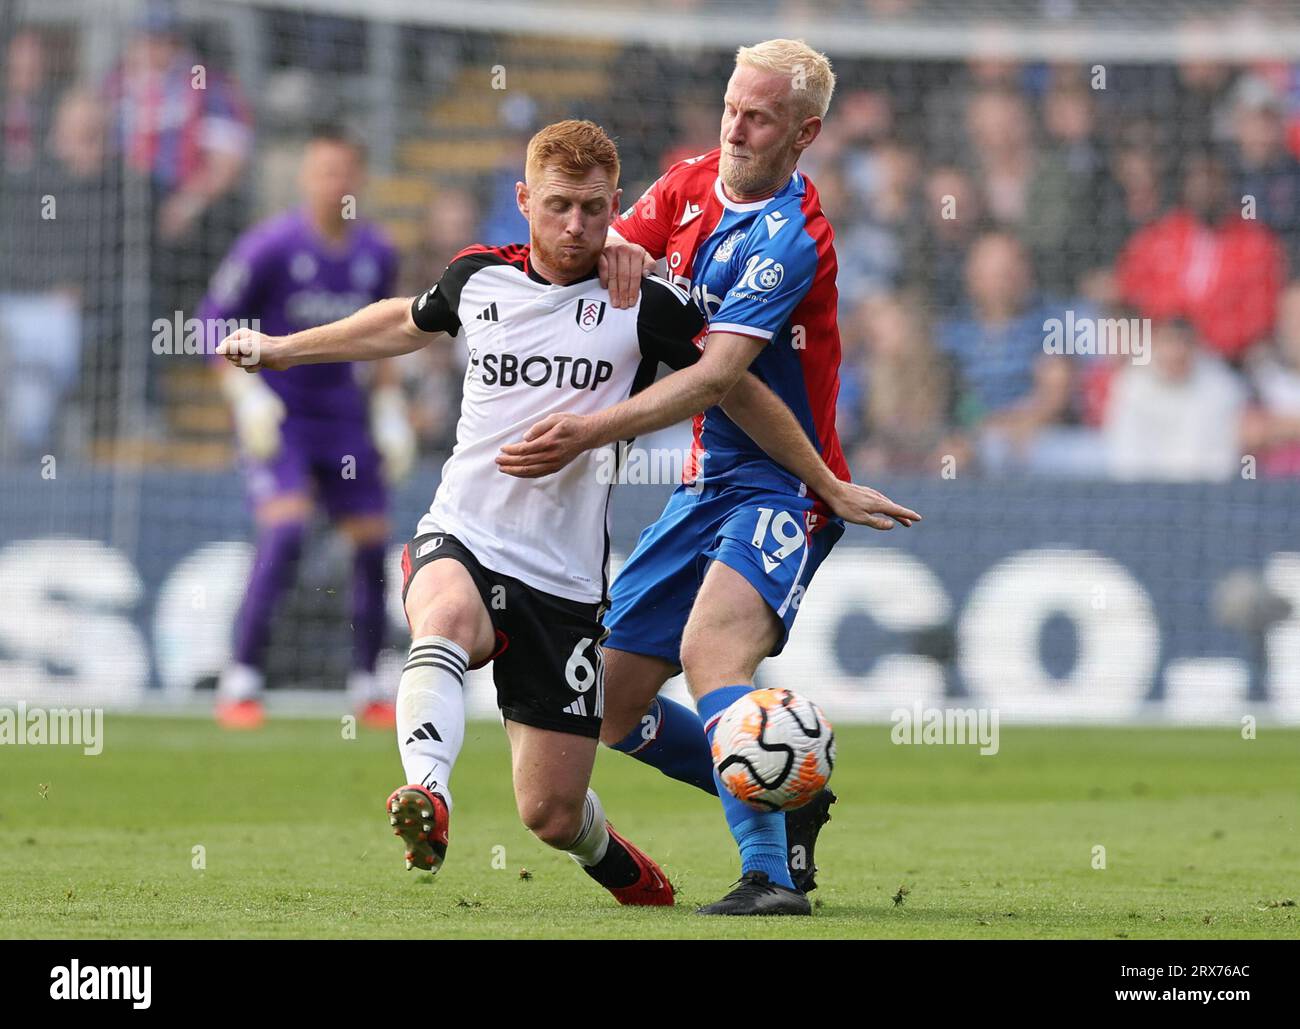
[575,299,607,332]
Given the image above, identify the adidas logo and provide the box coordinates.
[475,302,500,322]
[405,721,443,745]
[563,697,588,717]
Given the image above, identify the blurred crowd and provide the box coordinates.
[796,53,1300,481]
[6,5,1300,482]
[1,11,250,452]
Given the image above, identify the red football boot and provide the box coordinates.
[358,700,397,730]
[386,784,450,873]
[593,823,674,906]
[215,698,265,730]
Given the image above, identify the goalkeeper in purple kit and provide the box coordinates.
[197,125,414,729]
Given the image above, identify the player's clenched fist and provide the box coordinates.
[215,328,291,373]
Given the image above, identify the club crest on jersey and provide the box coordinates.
[737,255,784,293]
[575,299,607,332]
[713,229,746,263]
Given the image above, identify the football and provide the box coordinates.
[711,688,835,812]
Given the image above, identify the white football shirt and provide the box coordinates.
[410,243,706,603]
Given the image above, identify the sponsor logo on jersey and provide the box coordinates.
[764,210,789,238]
[417,284,435,310]
[691,282,724,317]
[475,302,500,322]
[713,229,746,262]
[680,202,703,226]
[471,351,615,391]
[736,255,785,294]
[575,299,607,332]
[285,289,373,326]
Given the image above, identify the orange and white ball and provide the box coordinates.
[711,688,834,812]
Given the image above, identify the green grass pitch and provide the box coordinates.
[1,717,1296,939]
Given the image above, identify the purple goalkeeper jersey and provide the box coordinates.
[198,207,399,421]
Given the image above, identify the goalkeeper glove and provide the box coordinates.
[221,370,286,460]
[370,385,416,484]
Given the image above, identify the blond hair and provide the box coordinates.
[735,39,836,122]
[525,119,620,184]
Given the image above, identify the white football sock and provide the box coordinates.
[566,788,611,866]
[217,663,263,702]
[395,636,469,810]
[346,669,384,707]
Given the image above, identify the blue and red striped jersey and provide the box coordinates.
[613,148,850,529]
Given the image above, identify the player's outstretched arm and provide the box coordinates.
[495,332,761,478]
[215,297,434,373]
[719,374,921,531]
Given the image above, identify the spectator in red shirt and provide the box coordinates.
[1117,150,1286,362]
